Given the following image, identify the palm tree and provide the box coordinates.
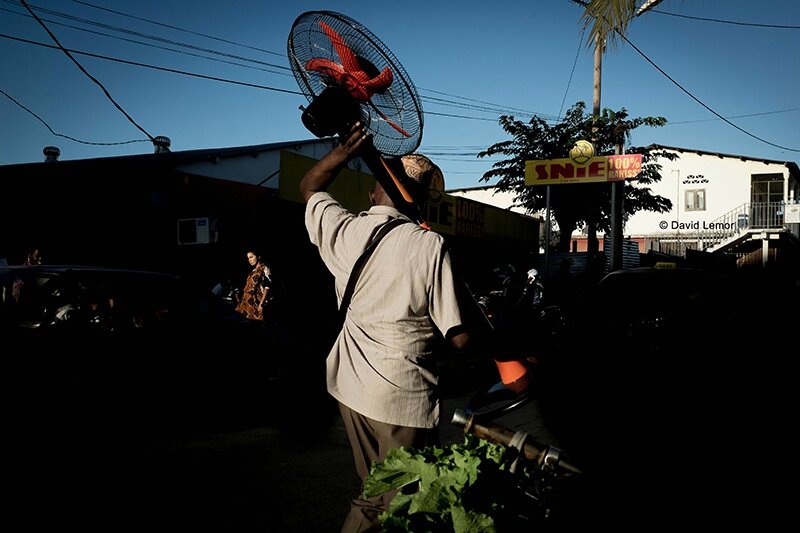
[577,0,659,51]
[574,0,668,264]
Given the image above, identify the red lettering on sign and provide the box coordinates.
[588,160,605,177]
[535,164,549,180]
[551,163,574,180]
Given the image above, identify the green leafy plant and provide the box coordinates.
[362,434,545,532]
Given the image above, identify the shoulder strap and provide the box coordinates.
[338,218,408,318]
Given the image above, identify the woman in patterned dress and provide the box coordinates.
[234,249,267,321]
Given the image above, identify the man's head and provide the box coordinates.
[375,153,443,208]
[398,153,443,206]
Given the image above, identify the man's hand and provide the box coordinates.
[299,122,371,203]
[338,121,370,158]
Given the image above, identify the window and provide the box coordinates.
[751,174,784,228]
[685,189,705,212]
[751,174,783,204]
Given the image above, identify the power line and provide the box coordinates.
[421,92,532,116]
[0,33,303,96]
[0,87,149,145]
[33,1,536,117]
[5,2,797,158]
[558,26,586,121]
[618,29,799,152]
[69,0,286,56]
[5,1,290,72]
[0,33,512,126]
[652,9,800,30]
[8,1,530,119]
[0,30,309,147]
[570,0,798,153]
[0,5,291,76]
[418,87,539,117]
[6,0,535,160]
[5,30,795,158]
[19,0,155,142]
[423,110,499,122]
[668,108,800,125]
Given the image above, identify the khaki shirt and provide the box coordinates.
[305,192,464,428]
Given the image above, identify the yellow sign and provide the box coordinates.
[525,154,642,185]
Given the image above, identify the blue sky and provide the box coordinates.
[1,0,798,189]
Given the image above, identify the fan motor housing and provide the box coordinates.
[301,86,362,138]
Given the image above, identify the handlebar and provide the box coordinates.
[452,408,581,475]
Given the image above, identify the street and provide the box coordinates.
[134,389,561,531]
[10,293,796,531]
[9,378,559,531]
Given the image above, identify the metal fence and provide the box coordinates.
[651,201,787,255]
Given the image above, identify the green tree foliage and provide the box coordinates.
[477,101,674,252]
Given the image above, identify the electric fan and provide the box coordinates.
[287,10,428,226]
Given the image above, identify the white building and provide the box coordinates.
[626,145,799,253]
[447,145,800,270]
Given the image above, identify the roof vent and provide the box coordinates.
[43,146,60,162]
[153,136,172,154]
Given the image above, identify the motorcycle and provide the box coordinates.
[464,268,585,519]
[449,403,584,527]
[471,267,567,396]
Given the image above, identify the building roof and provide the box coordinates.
[648,144,800,175]
[0,138,327,172]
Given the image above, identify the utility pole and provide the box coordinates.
[611,144,625,271]
[587,0,663,271]
[591,26,624,272]
[587,33,603,258]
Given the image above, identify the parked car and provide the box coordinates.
[533,266,797,523]
[0,264,305,434]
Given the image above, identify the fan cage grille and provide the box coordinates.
[288,11,423,157]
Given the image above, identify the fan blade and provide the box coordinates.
[306,59,370,101]
[314,21,395,98]
[368,101,411,138]
[361,67,393,93]
[307,58,394,101]
[319,21,362,79]
[305,58,346,78]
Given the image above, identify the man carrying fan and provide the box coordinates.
[300,122,472,532]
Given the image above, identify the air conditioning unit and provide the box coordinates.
[177,217,218,245]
